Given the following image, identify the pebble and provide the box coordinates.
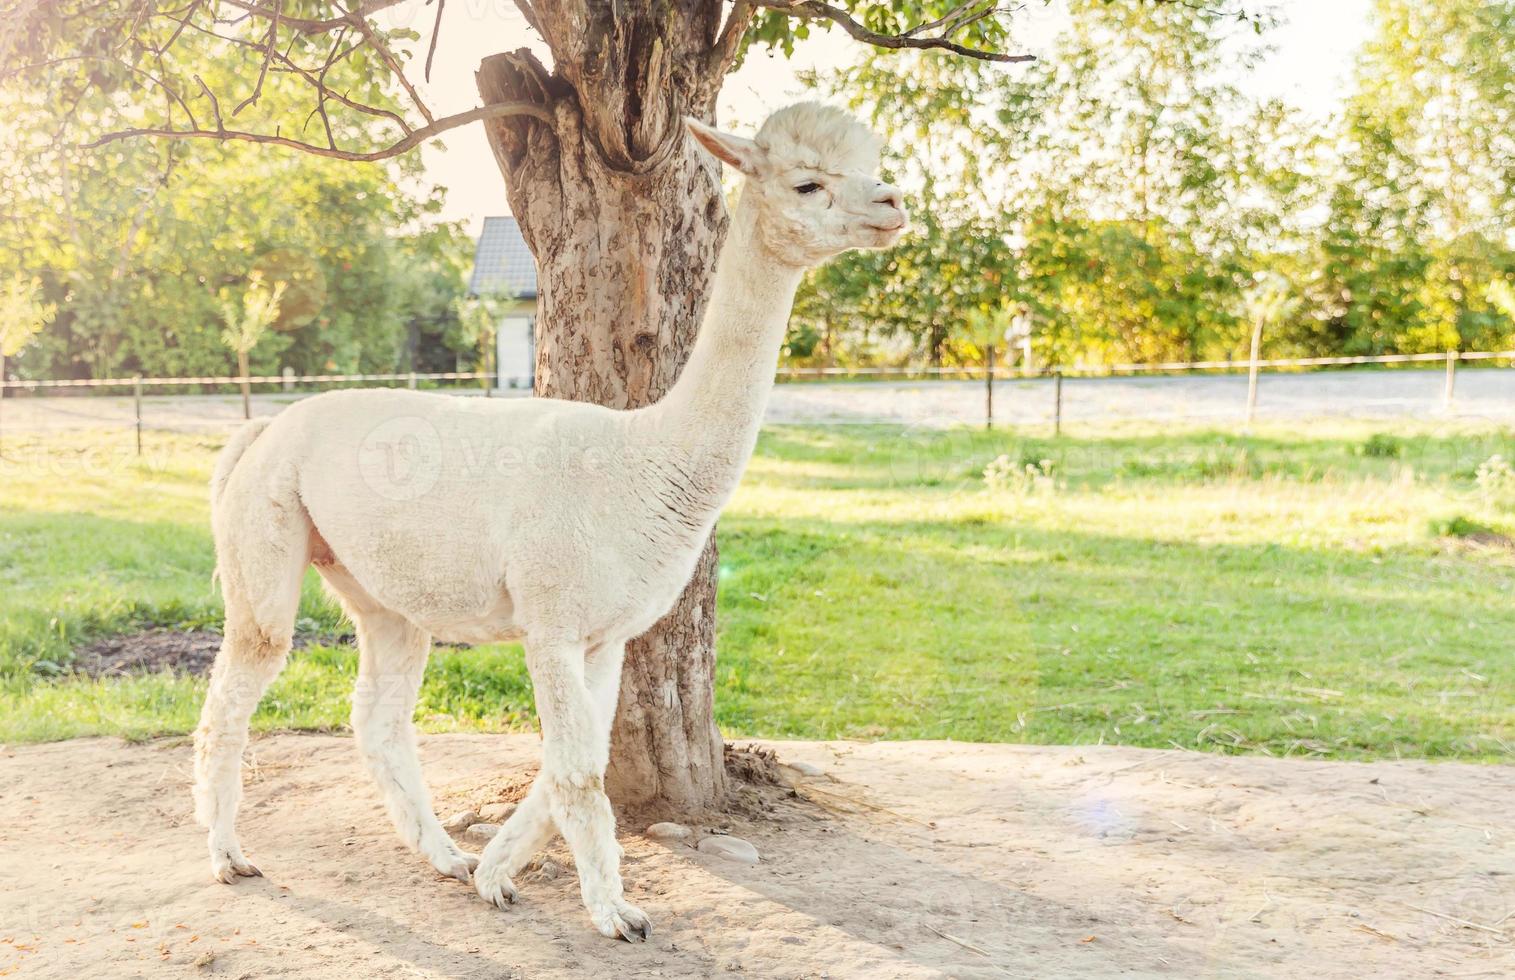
[441,810,478,833]
[788,761,824,777]
[697,835,759,864]
[644,822,692,841]
[479,802,517,823]
[464,822,501,842]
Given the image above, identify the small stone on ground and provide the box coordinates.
[464,822,500,842]
[479,802,517,823]
[644,821,691,841]
[697,834,759,864]
[788,761,824,777]
[442,810,478,833]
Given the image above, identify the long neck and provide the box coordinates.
[640,191,805,508]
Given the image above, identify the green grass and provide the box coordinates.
[1,421,1512,760]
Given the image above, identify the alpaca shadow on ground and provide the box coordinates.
[657,771,1203,978]
[670,744,1514,979]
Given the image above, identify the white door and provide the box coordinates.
[496,315,535,390]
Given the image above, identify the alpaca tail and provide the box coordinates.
[209,418,270,589]
[211,418,270,508]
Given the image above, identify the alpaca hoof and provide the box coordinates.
[430,846,479,884]
[211,851,262,884]
[594,899,652,942]
[474,862,519,909]
[422,832,479,883]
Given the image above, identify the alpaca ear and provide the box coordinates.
[685,117,766,175]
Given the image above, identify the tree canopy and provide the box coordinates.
[5,0,1510,380]
[789,0,1515,369]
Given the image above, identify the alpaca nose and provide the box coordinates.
[873,184,903,210]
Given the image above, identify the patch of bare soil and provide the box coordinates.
[1458,529,1515,552]
[0,734,1509,979]
[70,629,338,678]
[71,629,226,677]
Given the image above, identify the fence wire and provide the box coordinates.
[2,355,1513,450]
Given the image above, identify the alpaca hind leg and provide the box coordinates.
[350,608,476,882]
[473,641,626,906]
[193,534,305,883]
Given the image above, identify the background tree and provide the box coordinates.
[219,272,287,419]
[802,47,1024,366]
[0,271,54,384]
[1490,279,1515,327]
[0,82,472,380]
[1320,0,1515,354]
[805,2,1307,368]
[1240,271,1300,424]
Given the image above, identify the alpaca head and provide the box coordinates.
[686,103,908,267]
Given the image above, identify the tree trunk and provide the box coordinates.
[476,5,741,814]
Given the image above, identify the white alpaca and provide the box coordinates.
[193,103,906,941]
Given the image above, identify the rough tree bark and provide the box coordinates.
[476,2,751,815]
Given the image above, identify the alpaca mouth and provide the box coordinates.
[868,222,906,233]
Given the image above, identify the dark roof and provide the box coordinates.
[469,216,538,299]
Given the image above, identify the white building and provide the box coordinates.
[468,216,538,391]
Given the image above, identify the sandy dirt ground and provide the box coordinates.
[0,734,1510,979]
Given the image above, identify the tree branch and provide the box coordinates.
[81,101,554,162]
[343,5,435,123]
[423,0,446,82]
[231,0,278,114]
[709,0,755,74]
[509,0,541,34]
[216,0,409,35]
[751,0,1035,63]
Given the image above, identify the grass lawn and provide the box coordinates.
[1,419,1512,760]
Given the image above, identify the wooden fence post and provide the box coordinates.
[1443,350,1457,410]
[985,344,995,430]
[134,375,143,456]
[1245,318,1264,426]
[1053,370,1063,437]
[237,352,251,420]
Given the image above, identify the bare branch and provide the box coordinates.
[217,0,409,35]
[232,0,279,115]
[751,0,1035,63]
[509,0,540,33]
[7,54,201,129]
[276,28,412,131]
[344,3,435,123]
[149,11,413,132]
[81,100,555,163]
[424,0,446,82]
[909,1,1014,40]
[194,73,224,131]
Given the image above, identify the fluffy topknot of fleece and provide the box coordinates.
[755,102,883,174]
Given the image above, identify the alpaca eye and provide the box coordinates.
[794,182,822,195]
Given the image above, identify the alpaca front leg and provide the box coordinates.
[474,641,627,907]
[473,639,628,906]
[351,609,477,882]
[528,638,649,941]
